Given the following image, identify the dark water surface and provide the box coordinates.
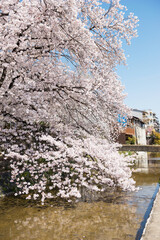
[0,152,160,240]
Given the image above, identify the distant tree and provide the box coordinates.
[152,131,160,145]
[0,0,138,203]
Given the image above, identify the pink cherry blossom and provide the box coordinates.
[0,0,138,204]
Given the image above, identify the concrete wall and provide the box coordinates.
[135,126,147,145]
[119,145,160,152]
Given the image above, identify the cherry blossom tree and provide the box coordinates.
[0,0,138,203]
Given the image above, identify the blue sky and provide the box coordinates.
[116,0,160,119]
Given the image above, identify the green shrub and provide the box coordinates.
[126,136,136,145]
[152,131,160,145]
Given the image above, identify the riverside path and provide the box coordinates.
[141,188,160,240]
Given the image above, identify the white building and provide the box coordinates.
[142,109,159,132]
[132,109,160,133]
[131,109,144,121]
[131,116,146,145]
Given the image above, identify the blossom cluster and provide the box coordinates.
[0,0,138,140]
[0,0,138,204]
[2,126,135,204]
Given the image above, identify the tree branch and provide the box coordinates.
[0,67,7,88]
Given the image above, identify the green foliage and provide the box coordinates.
[155,139,160,145]
[37,157,46,164]
[126,136,136,145]
[151,131,160,145]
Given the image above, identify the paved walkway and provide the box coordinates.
[141,189,160,240]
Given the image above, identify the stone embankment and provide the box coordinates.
[141,188,160,240]
[119,144,160,152]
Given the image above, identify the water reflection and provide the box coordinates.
[0,199,139,240]
[148,152,160,166]
[134,152,160,173]
[148,152,160,159]
[0,153,160,240]
[135,152,148,172]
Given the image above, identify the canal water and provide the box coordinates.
[0,153,160,240]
